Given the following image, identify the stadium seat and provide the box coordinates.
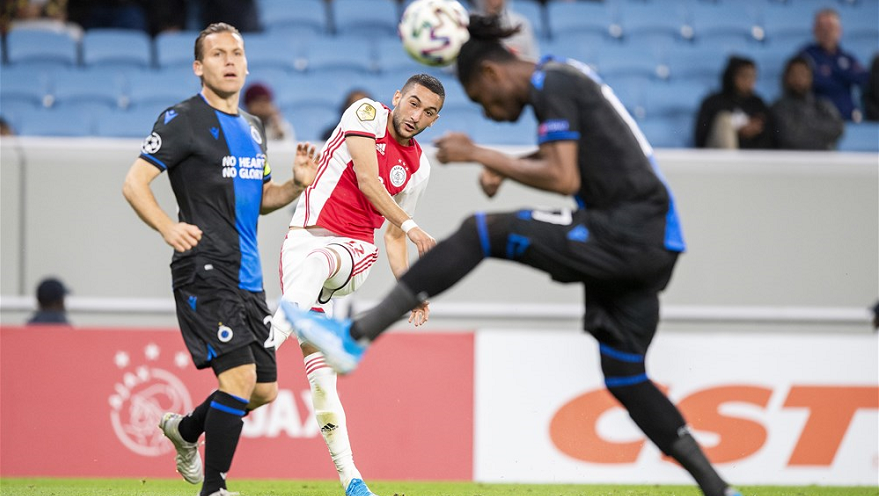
[596,43,662,82]
[126,70,200,110]
[155,31,199,69]
[81,29,152,69]
[837,122,879,152]
[300,34,375,76]
[244,32,301,73]
[432,104,484,135]
[509,0,547,40]
[641,80,708,121]
[471,110,538,146]
[17,106,96,136]
[637,115,692,148]
[758,1,814,47]
[685,1,762,44]
[5,29,79,67]
[542,32,606,68]
[661,45,733,87]
[547,0,619,39]
[374,38,426,75]
[839,1,879,42]
[271,71,347,108]
[332,0,399,38]
[50,68,125,109]
[94,107,162,138]
[0,98,41,134]
[282,101,339,141]
[0,65,52,107]
[617,0,688,44]
[259,0,328,35]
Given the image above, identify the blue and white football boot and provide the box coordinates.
[345,478,378,496]
[277,299,366,374]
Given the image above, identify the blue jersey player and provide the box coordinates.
[122,23,316,496]
[279,15,743,496]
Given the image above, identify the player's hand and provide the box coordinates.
[293,142,320,189]
[409,300,430,327]
[434,132,477,164]
[479,167,504,198]
[407,227,436,257]
[161,222,202,252]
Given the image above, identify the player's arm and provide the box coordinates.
[435,132,579,195]
[384,223,430,326]
[348,135,436,256]
[122,158,202,252]
[260,142,319,214]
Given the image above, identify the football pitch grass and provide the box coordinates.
[0,479,877,496]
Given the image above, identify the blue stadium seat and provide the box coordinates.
[596,43,662,81]
[5,29,78,67]
[637,115,692,148]
[432,104,484,135]
[244,32,300,73]
[259,0,328,35]
[94,107,162,138]
[0,65,51,107]
[641,80,708,121]
[839,1,879,42]
[155,31,199,69]
[542,32,606,68]
[17,106,96,136]
[126,70,200,110]
[758,1,814,47]
[282,101,338,141]
[374,38,424,75]
[685,1,761,45]
[617,0,689,44]
[82,29,152,69]
[271,72,347,108]
[661,45,733,87]
[50,68,125,108]
[837,122,879,152]
[333,0,399,38]
[602,74,648,118]
[0,98,41,134]
[547,0,619,39]
[509,0,547,40]
[471,109,538,146]
[300,34,375,76]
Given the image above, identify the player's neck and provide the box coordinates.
[386,116,410,146]
[200,87,240,114]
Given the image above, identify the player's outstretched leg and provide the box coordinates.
[279,300,365,374]
[158,412,204,484]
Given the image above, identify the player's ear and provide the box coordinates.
[480,60,503,84]
[193,60,203,77]
[391,90,402,107]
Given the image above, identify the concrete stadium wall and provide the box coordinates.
[0,137,876,328]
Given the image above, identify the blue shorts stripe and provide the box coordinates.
[474,212,491,258]
[210,401,246,417]
[605,373,649,388]
[599,343,645,363]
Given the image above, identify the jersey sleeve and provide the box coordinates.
[139,106,192,172]
[251,114,272,184]
[533,71,582,145]
[339,98,383,139]
[394,155,430,217]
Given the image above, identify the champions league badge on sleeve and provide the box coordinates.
[141,132,162,154]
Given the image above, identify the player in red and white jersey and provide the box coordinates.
[269,74,445,496]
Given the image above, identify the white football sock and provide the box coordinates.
[305,352,362,489]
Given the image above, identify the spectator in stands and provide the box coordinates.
[799,8,870,122]
[471,0,539,61]
[694,55,772,149]
[770,56,844,150]
[1,0,81,39]
[0,117,15,136]
[199,0,260,33]
[27,277,71,325]
[243,82,296,142]
[67,0,148,32]
[321,88,373,141]
[864,55,879,121]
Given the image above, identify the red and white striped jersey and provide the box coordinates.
[290,98,430,244]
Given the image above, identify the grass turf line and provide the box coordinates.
[0,479,877,496]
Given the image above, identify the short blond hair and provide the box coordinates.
[194,23,242,61]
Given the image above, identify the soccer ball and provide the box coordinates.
[398,0,470,67]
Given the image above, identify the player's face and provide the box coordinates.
[390,84,442,141]
[466,65,526,122]
[194,32,248,98]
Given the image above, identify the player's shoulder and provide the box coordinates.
[345,97,388,121]
[153,94,203,128]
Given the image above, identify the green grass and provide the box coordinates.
[0,479,877,496]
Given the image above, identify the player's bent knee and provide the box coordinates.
[250,382,278,408]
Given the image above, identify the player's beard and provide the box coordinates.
[392,111,419,141]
